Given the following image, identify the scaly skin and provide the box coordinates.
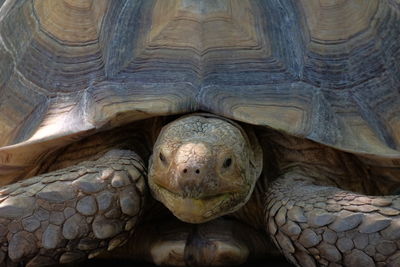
[266,171,400,266]
[0,150,145,266]
[261,131,400,266]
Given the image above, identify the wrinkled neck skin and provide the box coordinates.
[148,114,263,224]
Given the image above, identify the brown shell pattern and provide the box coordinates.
[0,0,400,181]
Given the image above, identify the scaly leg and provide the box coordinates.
[0,149,145,266]
[266,171,400,267]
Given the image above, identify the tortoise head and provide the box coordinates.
[148,114,263,223]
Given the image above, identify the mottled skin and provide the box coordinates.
[0,114,400,266]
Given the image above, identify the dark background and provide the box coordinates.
[77,258,294,266]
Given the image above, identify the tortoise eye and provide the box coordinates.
[223,158,232,168]
[159,152,166,163]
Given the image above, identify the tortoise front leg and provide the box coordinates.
[0,149,145,266]
[265,172,400,267]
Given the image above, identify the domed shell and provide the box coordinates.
[1,0,400,184]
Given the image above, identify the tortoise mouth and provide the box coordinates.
[155,181,235,200]
[150,182,243,224]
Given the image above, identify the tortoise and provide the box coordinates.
[1,0,400,266]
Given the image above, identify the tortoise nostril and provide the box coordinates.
[181,167,201,175]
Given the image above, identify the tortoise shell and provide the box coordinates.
[1,0,400,185]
